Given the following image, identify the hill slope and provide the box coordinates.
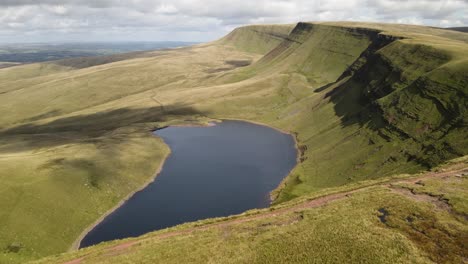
[0,22,466,263]
[34,158,468,264]
[447,26,468,33]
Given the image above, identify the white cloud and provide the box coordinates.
[47,5,68,15]
[155,4,178,15]
[0,0,466,43]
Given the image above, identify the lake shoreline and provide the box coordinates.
[69,119,298,250]
[69,136,172,251]
[214,118,301,203]
[70,121,218,251]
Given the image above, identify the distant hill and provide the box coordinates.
[446,27,468,33]
[0,41,196,65]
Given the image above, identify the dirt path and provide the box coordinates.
[150,91,165,112]
[63,166,468,264]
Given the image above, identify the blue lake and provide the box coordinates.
[80,120,297,248]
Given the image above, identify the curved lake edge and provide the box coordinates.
[219,118,301,202]
[69,145,171,251]
[71,119,299,251]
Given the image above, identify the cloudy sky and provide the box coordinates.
[0,0,466,43]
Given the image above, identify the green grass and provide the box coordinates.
[217,24,294,54]
[33,159,468,264]
[0,22,466,263]
[0,125,170,263]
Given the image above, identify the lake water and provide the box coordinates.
[80,120,297,248]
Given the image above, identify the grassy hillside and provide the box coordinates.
[0,127,169,262]
[0,22,466,263]
[35,158,468,264]
[446,27,468,33]
[208,22,468,201]
[216,24,294,54]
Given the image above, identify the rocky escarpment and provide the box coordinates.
[251,23,401,88]
[327,32,467,167]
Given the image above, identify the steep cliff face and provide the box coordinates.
[328,37,467,168]
[253,23,384,87]
[375,51,467,166]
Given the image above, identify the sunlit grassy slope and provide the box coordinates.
[0,22,467,263]
[35,157,468,264]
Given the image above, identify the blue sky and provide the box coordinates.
[0,0,466,43]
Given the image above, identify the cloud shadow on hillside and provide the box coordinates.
[0,103,208,149]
